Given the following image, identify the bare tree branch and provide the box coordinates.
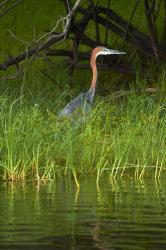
[0,0,82,70]
[0,0,165,74]
[144,0,159,62]
[0,0,11,8]
[0,0,25,18]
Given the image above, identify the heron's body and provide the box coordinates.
[59,46,125,117]
[59,89,95,116]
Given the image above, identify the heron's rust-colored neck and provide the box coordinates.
[89,47,101,91]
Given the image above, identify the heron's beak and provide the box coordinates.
[107,49,126,55]
[96,48,126,57]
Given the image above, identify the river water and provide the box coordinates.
[0,175,166,250]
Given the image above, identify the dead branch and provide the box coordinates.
[77,5,164,56]
[0,0,82,70]
[0,0,166,75]
[96,15,154,56]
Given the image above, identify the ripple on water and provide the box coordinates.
[0,176,166,250]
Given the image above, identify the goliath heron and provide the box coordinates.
[59,46,125,117]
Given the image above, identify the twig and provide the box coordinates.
[144,0,159,62]
[0,0,11,8]
[37,0,81,46]
[153,0,162,21]
[89,0,100,43]
[0,70,23,81]
[37,0,72,43]
[104,0,111,45]
[64,0,71,13]
[7,28,29,45]
[122,0,141,42]
[162,0,166,44]
[0,0,25,18]
[117,0,140,64]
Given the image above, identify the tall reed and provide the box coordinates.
[0,73,165,183]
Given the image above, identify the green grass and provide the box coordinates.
[0,67,165,184]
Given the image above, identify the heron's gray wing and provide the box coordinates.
[59,93,84,117]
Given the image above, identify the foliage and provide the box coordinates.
[0,68,165,184]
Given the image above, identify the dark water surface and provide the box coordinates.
[0,175,166,250]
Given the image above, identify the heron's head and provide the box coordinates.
[90,46,125,67]
[95,46,126,57]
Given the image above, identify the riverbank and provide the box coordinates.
[0,71,165,184]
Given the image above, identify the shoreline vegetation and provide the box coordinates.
[0,71,165,186]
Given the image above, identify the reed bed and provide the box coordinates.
[0,73,165,184]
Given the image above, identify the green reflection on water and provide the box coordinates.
[0,175,166,249]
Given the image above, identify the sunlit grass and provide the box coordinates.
[0,68,165,183]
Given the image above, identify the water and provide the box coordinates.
[0,175,166,250]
